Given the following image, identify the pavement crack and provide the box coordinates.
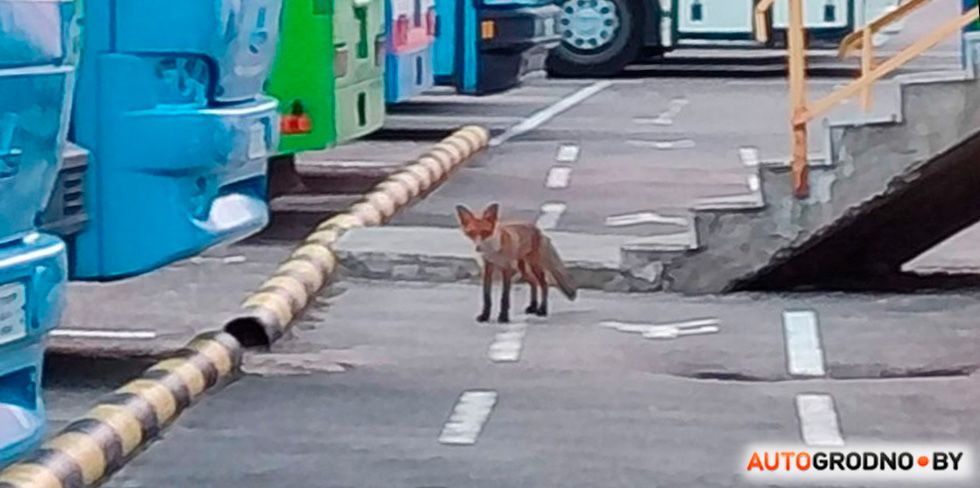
[686,371,775,382]
[829,365,978,381]
[672,365,977,384]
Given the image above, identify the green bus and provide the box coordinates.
[266,0,386,156]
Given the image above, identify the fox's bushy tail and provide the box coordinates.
[540,236,577,300]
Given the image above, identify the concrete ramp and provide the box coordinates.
[631,36,980,293]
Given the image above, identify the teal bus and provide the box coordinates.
[547,0,902,76]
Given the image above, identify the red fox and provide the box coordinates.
[455,203,577,323]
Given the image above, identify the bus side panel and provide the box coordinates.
[385,0,436,103]
[459,1,559,95]
[772,0,852,40]
[461,0,480,93]
[334,0,385,143]
[71,0,280,280]
[677,0,753,38]
[432,0,457,81]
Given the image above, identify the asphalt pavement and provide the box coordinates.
[52,280,980,488]
[38,8,980,485]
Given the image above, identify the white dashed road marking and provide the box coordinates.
[438,390,498,445]
[739,146,760,167]
[488,323,527,363]
[545,166,573,189]
[795,394,845,447]
[556,143,580,162]
[782,310,827,377]
[536,202,566,230]
[490,81,612,146]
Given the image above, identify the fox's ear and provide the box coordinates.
[456,205,475,226]
[482,203,500,225]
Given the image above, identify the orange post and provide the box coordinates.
[860,28,874,111]
[787,0,809,198]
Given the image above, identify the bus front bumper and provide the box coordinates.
[473,4,560,94]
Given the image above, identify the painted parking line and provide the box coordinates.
[601,318,719,333]
[545,166,573,189]
[189,255,248,265]
[490,81,612,146]
[50,329,158,340]
[644,325,720,340]
[600,318,721,341]
[536,202,567,230]
[605,212,688,228]
[795,394,845,447]
[782,310,826,377]
[633,116,674,126]
[488,323,527,363]
[438,390,498,446]
[634,97,689,127]
[556,143,580,163]
[666,98,689,115]
[626,139,696,150]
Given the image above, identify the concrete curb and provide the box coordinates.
[225,126,491,347]
[0,332,241,488]
[337,251,665,293]
[331,223,672,293]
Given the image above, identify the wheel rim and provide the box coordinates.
[559,0,621,51]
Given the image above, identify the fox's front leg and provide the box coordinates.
[499,268,514,323]
[477,262,494,322]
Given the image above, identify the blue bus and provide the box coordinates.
[385,0,437,102]
[433,0,561,95]
[0,0,75,464]
[69,0,282,280]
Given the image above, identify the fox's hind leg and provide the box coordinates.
[532,264,549,317]
[518,260,540,314]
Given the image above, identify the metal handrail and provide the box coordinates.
[754,0,776,43]
[802,11,978,125]
[838,0,931,58]
[782,0,979,198]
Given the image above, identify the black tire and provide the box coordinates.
[546,0,645,78]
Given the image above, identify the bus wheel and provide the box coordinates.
[547,0,643,77]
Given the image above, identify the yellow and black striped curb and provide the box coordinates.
[225,125,491,348]
[0,331,241,488]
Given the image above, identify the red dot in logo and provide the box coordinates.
[918,456,930,467]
